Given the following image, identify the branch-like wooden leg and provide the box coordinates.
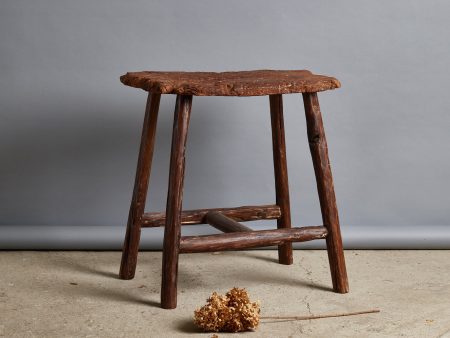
[302,92,349,293]
[270,94,293,265]
[161,95,193,309]
[119,93,161,280]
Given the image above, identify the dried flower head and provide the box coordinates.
[193,287,260,332]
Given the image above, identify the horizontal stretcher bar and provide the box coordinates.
[179,226,328,253]
[141,204,281,227]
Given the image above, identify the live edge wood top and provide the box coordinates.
[120,70,340,96]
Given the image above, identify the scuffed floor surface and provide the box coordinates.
[1,251,449,337]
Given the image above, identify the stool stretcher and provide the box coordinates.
[142,204,281,227]
[179,226,328,253]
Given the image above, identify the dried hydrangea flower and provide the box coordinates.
[193,287,260,332]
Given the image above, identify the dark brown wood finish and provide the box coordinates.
[302,92,349,293]
[142,204,281,227]
[120,70,340,96]
[269,94,293,265]
[119,93,161,280]
[205,211,253,233]
[161,95,193,309]
[180,226,328,253]
[118,70,349,309]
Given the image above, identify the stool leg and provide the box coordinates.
[161,95,193,309]
[269,94,293,265]
[302,92,349,293]
[119,93,161,280]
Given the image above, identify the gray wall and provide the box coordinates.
[1,0,450,248]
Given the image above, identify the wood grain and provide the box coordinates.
[302,92,349,293]
[205,211,252,233]
[119,93,160,280]
[269,94,293,265]
[161,95,192,309]
[118,71,348,309]
[179,226,328,253]
[120,70,340,96]
[142,204,281,227]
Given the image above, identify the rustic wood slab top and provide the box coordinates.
[120,70,340,96]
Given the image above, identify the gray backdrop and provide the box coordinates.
[1,0,450,249]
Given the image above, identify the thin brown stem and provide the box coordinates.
[261,309,380,321]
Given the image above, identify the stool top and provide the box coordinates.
[120,70,340,96]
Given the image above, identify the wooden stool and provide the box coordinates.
[118,70,349,309]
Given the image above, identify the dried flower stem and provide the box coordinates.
[261,309,380,321]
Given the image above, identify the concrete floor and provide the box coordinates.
[1,251,449,338]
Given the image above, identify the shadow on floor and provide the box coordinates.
[203,251,333,292]
[174,318,201,334]
[47,252,332,309]
[47,254,161,307]
[51,254,119,279]
[69,285,161,307]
